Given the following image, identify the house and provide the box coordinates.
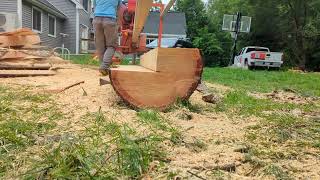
[0,0,93,54]
[143,11,187,44]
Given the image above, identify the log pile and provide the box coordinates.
[110,48,203,110]
[0,28,56,77]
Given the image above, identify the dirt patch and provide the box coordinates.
[250,90,318,105]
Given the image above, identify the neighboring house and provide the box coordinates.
[0,0,93,54]
[143,12,187,44]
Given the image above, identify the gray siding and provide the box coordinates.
[22,2,63,49]
[0,0,18,13]
[79,9,91,28]
[47,0,77,53]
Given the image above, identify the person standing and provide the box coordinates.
[93,0,120,75]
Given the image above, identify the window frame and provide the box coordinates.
[32,6,42,33]
[82,0,89,12]
[48,14,57,38]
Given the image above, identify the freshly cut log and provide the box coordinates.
[110,48,203,110]
[0,70,55,78]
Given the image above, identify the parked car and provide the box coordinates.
[146,38,193,49]
[234,46,284,69]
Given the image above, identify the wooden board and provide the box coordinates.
[110,48,203,110]
[132,0,153,44]
[0,49,44,60]
[0,70,55,78]
[0,63,51,70]
[0,28,40,48]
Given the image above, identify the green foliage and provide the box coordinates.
[177,0,320,70]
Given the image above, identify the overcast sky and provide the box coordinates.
[162,0,208,4]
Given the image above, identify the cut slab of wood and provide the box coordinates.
[0,63,51,70]
[132,0,153,44]
[0,70,55,78]
[0,28,37,36]
[0,28,40,48]
[110,48,203,110]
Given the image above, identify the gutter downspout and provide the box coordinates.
[17,0,22,28]
[76,5,80,54]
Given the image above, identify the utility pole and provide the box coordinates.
[229,12,242,66]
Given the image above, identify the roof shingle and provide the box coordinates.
[143,12,187,36]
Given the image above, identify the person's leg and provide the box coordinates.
[101,18,118,71]
[101,47,115,70]
[93,17,106,64]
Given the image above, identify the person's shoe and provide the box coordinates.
[99,68,109,76]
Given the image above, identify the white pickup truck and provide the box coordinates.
[234,46,284,69]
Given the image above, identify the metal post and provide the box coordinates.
[158,4,164,48]
[229,12,242,66]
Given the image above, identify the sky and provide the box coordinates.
[162,0,208,4]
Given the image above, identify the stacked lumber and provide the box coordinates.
[0,28,55,77]
[110,48,203,110]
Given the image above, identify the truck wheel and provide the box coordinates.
[244,59,249,69]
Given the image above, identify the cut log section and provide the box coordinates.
[110,48,203,110]
[0,70,55,77]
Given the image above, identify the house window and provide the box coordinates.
[32,7,42,32]
[48,15,56,37]
[82,0,89,11]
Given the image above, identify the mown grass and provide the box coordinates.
[69,54,134,66]
[216,89,320,178]
[0,85,63,178]
[203,67,320,97]
[69,54,100,66]
[24,110,166,179]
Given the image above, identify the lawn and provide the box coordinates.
[69,54,133,66]
[203,67,320,97]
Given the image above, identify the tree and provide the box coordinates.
[175,0,208,39]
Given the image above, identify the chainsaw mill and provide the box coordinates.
[109,0,203,110]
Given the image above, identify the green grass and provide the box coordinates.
[69,54,100,66]
[137,110,183,145]
[203,67,320,96]
[25,110,166,179]
[0,85,63,178]
[69,54,135,66]
[216,90,320,163]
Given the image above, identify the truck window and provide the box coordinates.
[246,48,269,53]
[238,48,245,55]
